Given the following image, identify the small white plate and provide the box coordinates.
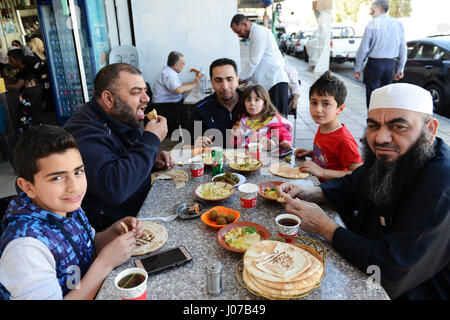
[212,173,246,187]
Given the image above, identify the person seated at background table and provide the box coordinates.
[26,35,46,61]
[17,73,43,130]
[153,51,204,103]
[11,40,35,58]
[230,84,293,153]
[0,125,143,300]
[281,52,301,112]
[153,51,204,135]
[285,63,301,113]
[5,49,42,92]
[294,71,362,181]
[64,63,175,231]
[191,58,242,148]
[278,83,450,299]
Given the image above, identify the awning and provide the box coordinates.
[237,0,284,9]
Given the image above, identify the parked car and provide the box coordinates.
[285,30,313,58]
[396,35,450,117]
[278,33,290,53]
[329,26,362,64]
[304,26,361,64]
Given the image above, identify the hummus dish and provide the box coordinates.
[224,227,261,251]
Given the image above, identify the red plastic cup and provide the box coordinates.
[190,162,204,177]
[238,183,259,210]
[114,268,148,300]
[240,196,257,208]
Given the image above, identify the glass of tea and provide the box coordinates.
[114,267,148,300]
[275,214,301,243]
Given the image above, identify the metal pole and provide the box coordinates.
[67,0,89,103]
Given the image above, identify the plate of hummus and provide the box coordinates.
[217,221,271,253]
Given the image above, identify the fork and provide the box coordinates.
[138,213,178,222]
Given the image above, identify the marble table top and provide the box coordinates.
[96,154,389,300]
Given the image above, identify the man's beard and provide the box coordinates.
[361,129,435,207]
[112,95,142,128]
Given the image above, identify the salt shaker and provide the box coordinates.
[206,261,223,295]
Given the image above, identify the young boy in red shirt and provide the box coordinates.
[294,71,362,181]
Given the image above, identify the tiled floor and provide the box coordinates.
[1,50,450,199]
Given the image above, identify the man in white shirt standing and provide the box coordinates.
[230,14,290,117]
[354,0,407,108]
[152,51,203,134]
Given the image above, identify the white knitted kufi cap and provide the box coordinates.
[368,83,433,115]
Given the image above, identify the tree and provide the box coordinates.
[389,0,412,18]
[333,0,412,22]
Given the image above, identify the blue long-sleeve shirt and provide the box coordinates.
[355,13,407,74]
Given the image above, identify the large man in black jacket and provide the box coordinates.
[65,63,175,231]
[278,83,449,299]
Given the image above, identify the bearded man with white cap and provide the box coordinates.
[278,83,449,299]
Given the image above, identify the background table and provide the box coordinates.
[96,156,389,300]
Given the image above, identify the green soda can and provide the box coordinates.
[212,147,224,176]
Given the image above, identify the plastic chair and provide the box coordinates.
[287,79,301,138]
[109,46,140,69]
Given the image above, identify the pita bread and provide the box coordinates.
[120,221,129,233]
[252,251,323,291]
[269,164,309,179]
[132,221,168,256]
[146,109,157,121]
[174,181,186,189]
[244,241,311,283]
[152,169,189,185]
[243,269,318,299]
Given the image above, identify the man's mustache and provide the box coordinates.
[373,142,400,151]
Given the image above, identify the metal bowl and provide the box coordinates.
[176,202,204,219]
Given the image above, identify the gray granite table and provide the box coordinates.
[96,155,389,300]
[183,81,211,105]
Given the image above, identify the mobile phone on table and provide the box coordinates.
[135,246,193,274]
[279,148,294,158]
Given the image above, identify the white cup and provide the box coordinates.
[238,183,259,209]
[275,214,301,243]
[114,267,148,300]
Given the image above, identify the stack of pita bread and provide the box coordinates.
[242,240,324,299]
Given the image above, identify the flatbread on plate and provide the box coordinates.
[252,251,324,291]
[132,221,168,256]
[269,164,309,179]
[244,240,311,283]
[243,269,318,299]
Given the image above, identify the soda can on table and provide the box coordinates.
[212,147,223,162]
[211,147,224,176]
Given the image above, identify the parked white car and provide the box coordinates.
[285,31,314,58]
[329,26,362,64]
[304,26,362,64]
